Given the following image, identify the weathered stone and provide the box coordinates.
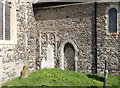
[20,66,30,79]
[46,44,54,69]
[0,1,119,84]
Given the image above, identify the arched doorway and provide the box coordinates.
[64,43,75,71]
[58,39,79,72]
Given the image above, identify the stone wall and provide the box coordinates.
[35,2,119,75]
[97,2,119,75]
[0,2,37,84]
[35,3,95,73]
[0,1,119,85]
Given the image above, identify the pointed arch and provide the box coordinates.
[58,39,79,72]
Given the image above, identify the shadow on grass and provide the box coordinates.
[87,74,104,82]
[86,86,99,88]
[1,86,100,88]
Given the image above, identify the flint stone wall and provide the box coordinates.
[97,2,119,75]
[0,2,37,84]
[35,3,96,73]
[35,2,119,75]
[0,2,119,85]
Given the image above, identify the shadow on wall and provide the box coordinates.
[118,31,120,76]
[90,3,107,74]
[91,15,96,74]
[32,3,107,72]
[36,33,41,70]
[33,3,95,21]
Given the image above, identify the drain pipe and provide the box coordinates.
[94,2,97,74]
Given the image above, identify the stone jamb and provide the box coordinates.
[105,3,120,36]
[58,39,79,72]
[3,0,5,41]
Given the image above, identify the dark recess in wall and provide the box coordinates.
[33,2,81,8]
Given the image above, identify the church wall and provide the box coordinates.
[97,2,119,75]
[35,2,119,76]
[0,1,119,84]
[0,2,37,84]
[35,3,95,73]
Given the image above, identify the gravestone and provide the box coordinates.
[41,57,47,69]
[20,65,30,79]
[103,55,108,88]
[47,44,54,68]
[41,44,54,69]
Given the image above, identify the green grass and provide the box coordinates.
[2,68,119,87]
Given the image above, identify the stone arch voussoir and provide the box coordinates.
[58,39,79,72]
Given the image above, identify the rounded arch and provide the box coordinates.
[105,4,119,35]
[64,43,75,53]
[108,8,117,33]
[64,43,75,71]
[58,39,79,72]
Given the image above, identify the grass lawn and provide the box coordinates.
[2,68,119,87]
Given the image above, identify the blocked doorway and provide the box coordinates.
[58,39,79,72]
[64,43,75,71]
